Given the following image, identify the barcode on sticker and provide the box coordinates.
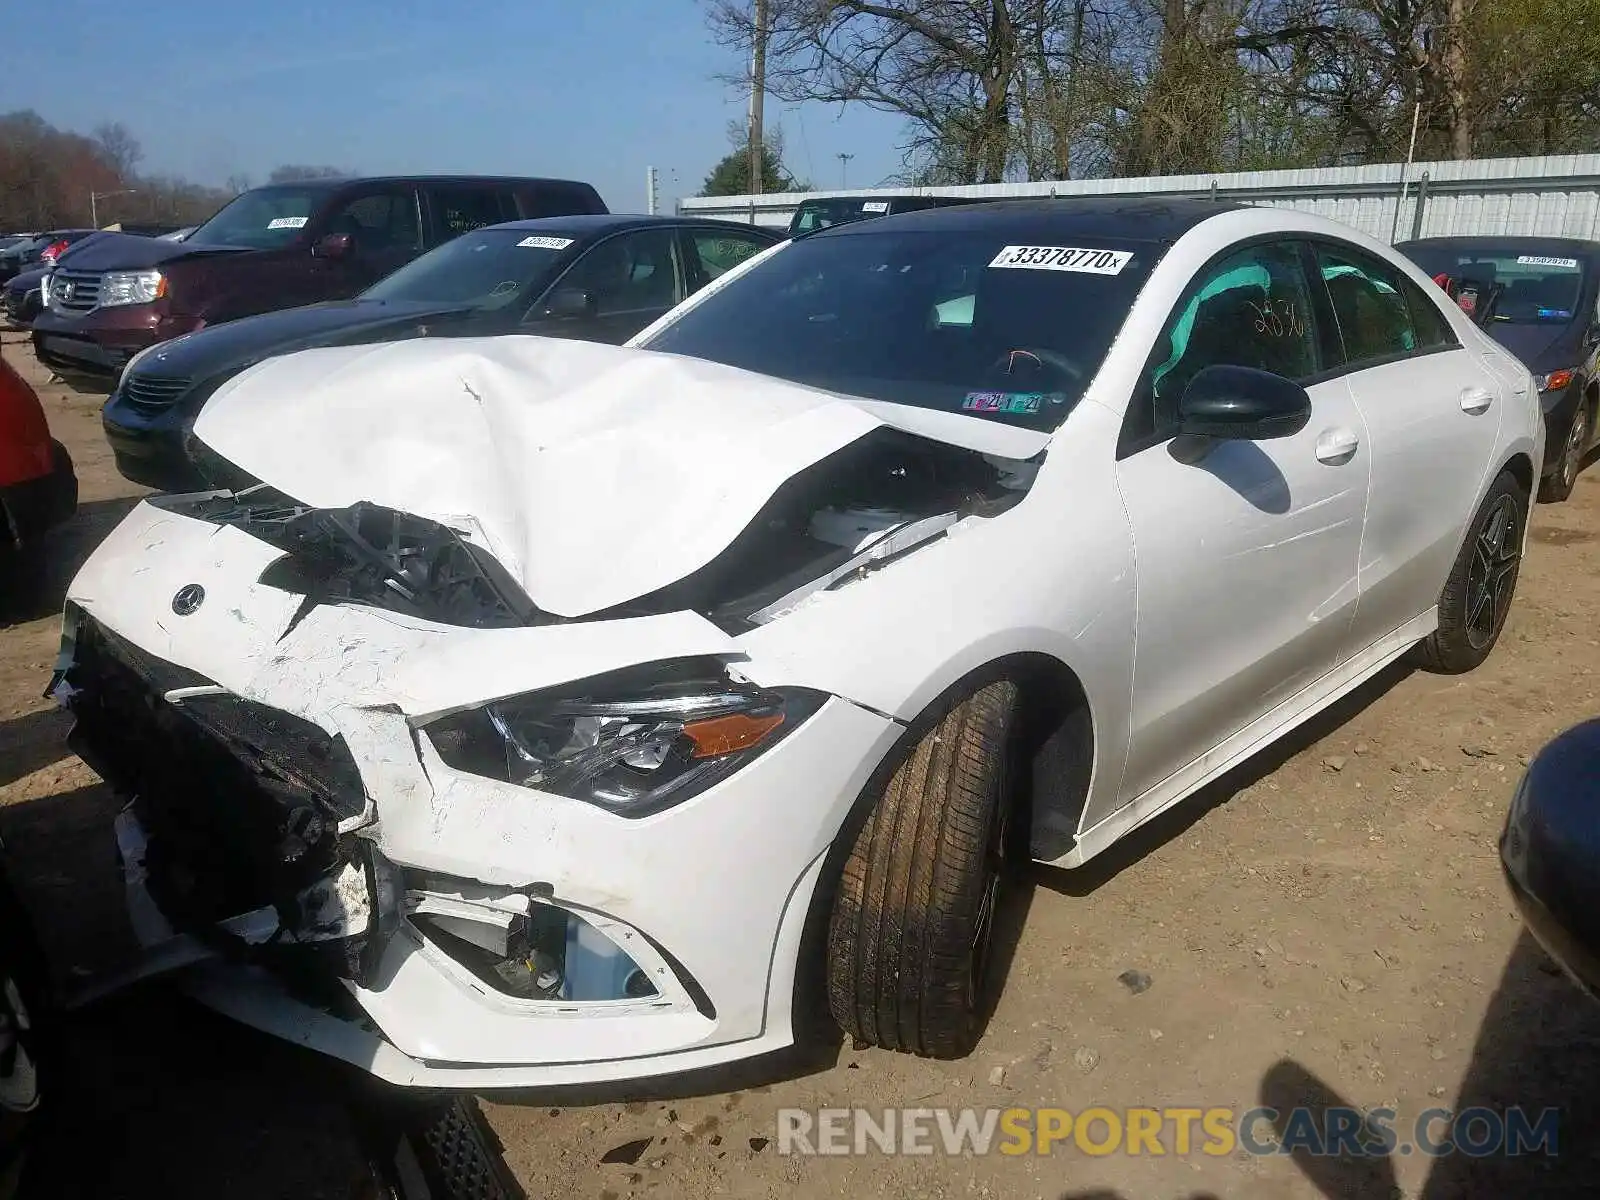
[517,235,574,250]
[989,245,1131,274]
[861,201,890,213]
[1517,255,1579,269]
[267,216,308,230]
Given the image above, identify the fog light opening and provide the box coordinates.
[411,899,658,1002]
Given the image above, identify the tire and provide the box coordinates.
[0,868,50,1200]
[1539,401,1590,503]
[1413,469,1528,674]
[826,679,1019,1059]
[351,1091,525,1200]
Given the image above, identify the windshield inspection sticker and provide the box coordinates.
[861,201,891,213]
[267,216,308,230]
[1517,255,1580,269]
[516,235,575,250]
[990,246,1132,274]
[963,391,1056,415]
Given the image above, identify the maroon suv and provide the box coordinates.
[32,175,607,380]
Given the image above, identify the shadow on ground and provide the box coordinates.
[2,497,141,628]
[1058,931,1599,1200]
[1035,660,1415,899]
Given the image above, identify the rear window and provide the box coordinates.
[643,229,1160,432]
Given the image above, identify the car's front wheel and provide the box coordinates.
[1413,469,1528,674]
[825,679,1019,1059]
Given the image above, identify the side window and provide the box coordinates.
[427,186,512,242]
[687,228,769,283]
[325,187,421,251]
[556,229,685,316]
[1131,241,1321,445]
[1315,245,1417,365]
[519,184,601,218]
[1401,276,1459,351]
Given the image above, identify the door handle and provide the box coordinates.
[1461,386,1495,414]
[1315,427,1360,464]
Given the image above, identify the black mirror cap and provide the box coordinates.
[1178,364,1312,441]
[1501,717,1600,999]
[544,287,596,319]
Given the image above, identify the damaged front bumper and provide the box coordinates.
[53,500,902,1087]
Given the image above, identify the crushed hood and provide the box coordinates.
[191,337,1049,619]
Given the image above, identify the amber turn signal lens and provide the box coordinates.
[683,711,784,758]
[1545,369,1575,392]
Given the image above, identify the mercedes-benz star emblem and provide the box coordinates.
[170,584,206,616]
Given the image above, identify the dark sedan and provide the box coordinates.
[1396,237,1599,502]
[102,214,781,490]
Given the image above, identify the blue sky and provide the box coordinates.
[3,0,910,212]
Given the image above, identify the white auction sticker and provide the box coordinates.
[267,216,308,230]
[1517,255,1579,269]
[989,245,1132,274]
[861,201,890,213]
[517,235,575,250]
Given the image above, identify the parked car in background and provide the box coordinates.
[4,232,123,329]
[1397,237,1599,501]
[2,270,45,329]
[31,176,609,383]
[787,193,974,236]
[1501,717,1600,1000]
[0,231,97,285]
[0,350,76,589]
[101,214,779,490]
[54,199,1541,1088]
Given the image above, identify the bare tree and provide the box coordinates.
[92,121,143,180]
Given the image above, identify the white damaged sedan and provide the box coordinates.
[53,199,1541,1087]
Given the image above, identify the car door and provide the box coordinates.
[313,184,424,293]
[680,225,773,294]
[1112,239,1371,810]
[528,227,689,344]
[1312,241,1507,653]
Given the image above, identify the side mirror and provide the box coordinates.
[543,287,597,320]
[311,232,353,260]
[1178,364,1311,441]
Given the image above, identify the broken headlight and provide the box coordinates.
[423,659,825,816]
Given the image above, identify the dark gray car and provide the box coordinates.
[1397,236,1600,502]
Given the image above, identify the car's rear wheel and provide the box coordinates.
[825,679,1019,1059]
[1413,469,1527,674]
[1539,402,1591,503]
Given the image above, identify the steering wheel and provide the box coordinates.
[986,347,1082,389]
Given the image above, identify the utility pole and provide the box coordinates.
[646,166,659,215]
[747,0,770,195]
[837,153,853,188]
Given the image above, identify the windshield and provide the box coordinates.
[642,228,1159,432]
[1403,243,1588,325]
[361,227,576,309]
[188,186,328,250]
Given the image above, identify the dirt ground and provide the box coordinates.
[3,330,1599,1199]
